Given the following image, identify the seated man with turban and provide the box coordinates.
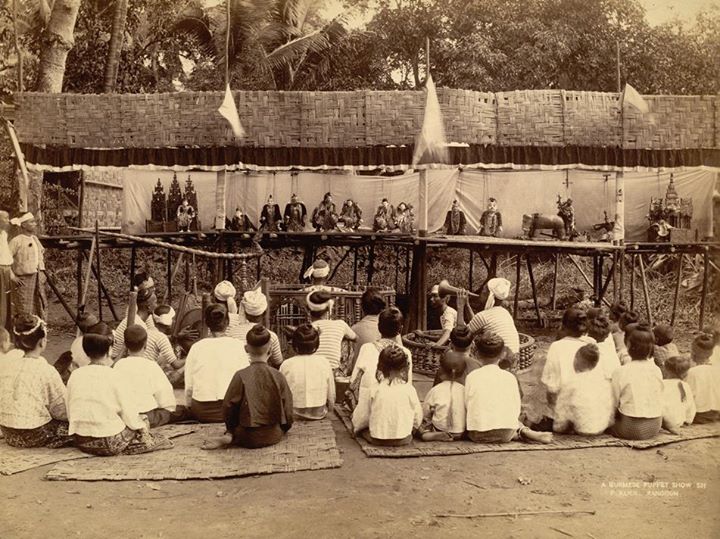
[234,287,283,368]
[466,278,520,357]
[302,259,346,293]
[307,290,357,373]
[213,280,246,335]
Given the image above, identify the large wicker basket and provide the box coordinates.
[402,330,537,377]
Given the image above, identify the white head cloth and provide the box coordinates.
[10,212,34,227]
[303,259,330,280]
[306,291,334,312]
[485,277,511,310]
[430,284,440,295]
[242,287,268,316]
[152,307,176,326]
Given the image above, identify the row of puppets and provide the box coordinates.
[149,174,693,242]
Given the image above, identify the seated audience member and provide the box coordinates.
[308,290,357,372]
[111,285,158,359]
[465,333,552,444]
[349,288,386,371]
[710,322,720,366]
[0,315,71,448]
[432,326,476,386]
[608,301,627,334]
[280,324,335,420]
[541,307,594,415]
[553,344,614,436]
[466,278,520,355]
[351,307,412,404]
[420,353,466,441]
[150,305,187,385]
[214,280,245,334]
[614,310,639,364]
[68,323,172,456]
[0,327,19,358]
[206,326,293,449]
[611,325,664,440]
[302,259,345,293]
[662,355,696,433]
[113,325,179,428]
[587,314,621,380]
[234,287,283,368]
[686,333,720,424]
[352,345,422,446]
[185,304,249,423]
[653,324,679,374]
[69,311,99,371]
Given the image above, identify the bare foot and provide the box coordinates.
[421,431,455,442]
[201,435,231,450]
[520,427,554,444]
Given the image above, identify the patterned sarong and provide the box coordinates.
[74,428,173,456]
[612,413,662,440]
[12,272,46,320]
[0,419,73,448]
[0,266,11,330]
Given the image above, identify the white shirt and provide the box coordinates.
[596,335,621,380]
[467,307,520,353]
[113,355,176,413]
[541,336,596,395]
[423,380,466,434]
[711,346,720,366]
[350,339,413,404]
[67,364,146,437]
[440,306,458,332]
[662,379,696,429]
[70,336,90,371]
[553,370,614,435]
[465,364,521,432]
[611,360,664,418]
[184,336,249,402]
[686,364,720,413]
[312,319,357,369]
[351,379,422,440]
[280,353,335,409]
[0,354,67,429]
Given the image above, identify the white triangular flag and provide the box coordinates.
[412,74,448,167]
[621,83,649,114]
[218,84,245,138]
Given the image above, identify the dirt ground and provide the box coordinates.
[1,304,718,538]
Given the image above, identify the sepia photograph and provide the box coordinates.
[0,0,718,537]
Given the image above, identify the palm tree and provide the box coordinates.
[35,0,81,92]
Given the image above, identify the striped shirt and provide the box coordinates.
[111,315,156,359]
[467,306,520,353]
[312,319,357,369]
[231,322,283,368]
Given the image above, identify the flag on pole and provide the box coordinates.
[412,74,448,167]
[621,83,649,114]
[218,84,245,138]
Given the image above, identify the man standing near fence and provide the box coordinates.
[9,212,46,320]
[0,211,15,330]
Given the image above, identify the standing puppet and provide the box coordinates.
[312,192,339,232]
[284,194,307,232]
[557,196,577,240]
[373,198,396,232]
[395,202,415,234]
[479,197,503,237]
[338,199,363,231]
[443,200,467,235]
[176,199,196,232]
[230,208,256,232]
[0,211,14,329]
[259,195,283,233]
[9,212,46,320]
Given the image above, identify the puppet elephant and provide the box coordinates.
[522,213,566,240]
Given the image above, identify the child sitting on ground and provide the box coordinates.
[420,353,466,441]
[662,355,696,433]
[113,325,179,428]
[615,310,639,364]
[653,324,679,374]
[352,345,422,446]
[207,326,294,449]
[686,333,720,423]
[466,333,552,444]
[67,323,172,456]
[553,344,614,436]
[610,324,664,440]
[609,301,627,346]
[0,316,72,448]
[432,326,476,386]
[711,322,720,366]
[587,314,621,380]
[280,324,335,420]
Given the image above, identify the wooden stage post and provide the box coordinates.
[551,254,559,310]
[671,253,684,326]
[95,221,102,321]
[409,243,427,331]
[129,244,136,291]
[629,254,635,311]
[513,254,522,318]
[699,247,710,329]
[525,254,542,325]
[637,254,653,326]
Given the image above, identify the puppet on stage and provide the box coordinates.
[443,200,467,235]
[259,195,283,232]
[395,202,415,234]
[338,199,363,231]
[479,197,503,237]
[557,196,577,240]
[373,198,396,232]
[176,199,196,232]
[230,208,256,232]
[284,194,307,232]
[311,192,339,232]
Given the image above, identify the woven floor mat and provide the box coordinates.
[627,423,720,449]
[0,443,90,476]
[45,420,342,481]
[335,405,628,458]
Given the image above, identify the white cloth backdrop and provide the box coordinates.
[123,169,715,240]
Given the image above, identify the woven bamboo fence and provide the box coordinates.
[13,89,719,150]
